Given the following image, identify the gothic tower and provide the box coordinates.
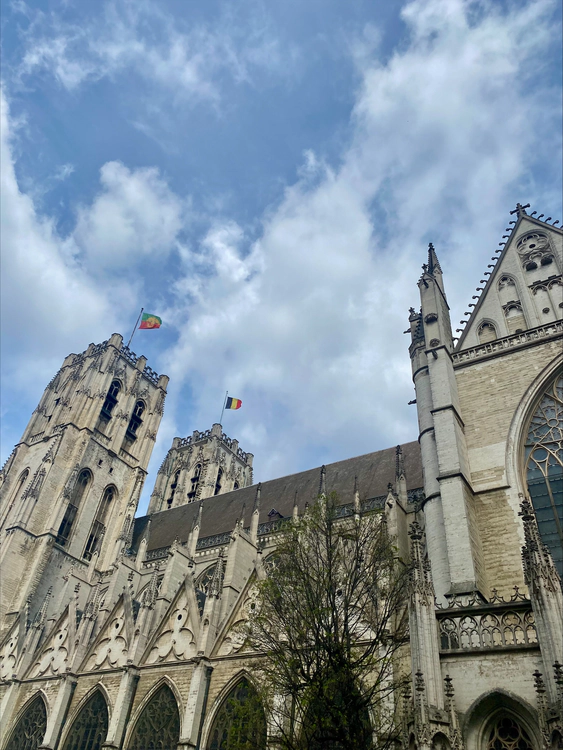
[0,333,168,633]
[147,423,253,514]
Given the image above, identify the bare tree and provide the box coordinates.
[247,492,411,750]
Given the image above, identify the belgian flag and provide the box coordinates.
[225,397,242,410]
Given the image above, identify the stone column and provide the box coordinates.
[39,673,77,749]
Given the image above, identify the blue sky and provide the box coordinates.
[1,0,562,513]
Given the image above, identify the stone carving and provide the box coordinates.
[85,612,129,670]
[147,590,197,663]
[216,585,259,656]
[31,618,69,677]
[0,631,18,679]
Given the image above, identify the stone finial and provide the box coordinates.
[427,243,442,275]
[293,491,299,520]
[253,483,262,513]
[210,550,225,597]
[32,587,52,629]
[395,445,405,480]
[319,465,327,497]
[353,476,361,517]
[519,494,560,592]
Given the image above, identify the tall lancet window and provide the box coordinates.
[524,375,563,575]
[57,469,92,547]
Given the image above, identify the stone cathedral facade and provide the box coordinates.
[0,205,561,750]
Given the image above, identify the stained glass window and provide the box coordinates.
[206,678,267,750]
[525,375,563,575]
[5,694,47,750]
[486,716,533,750]
[61,690,108,750]
[126,684,180,750]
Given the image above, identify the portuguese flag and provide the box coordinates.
[139,313,162,330]
[225,396,242,410]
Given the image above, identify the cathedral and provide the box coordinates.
[0,204,561,750]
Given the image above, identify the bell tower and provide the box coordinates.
[0,333,169,632]
[147,423,253,514]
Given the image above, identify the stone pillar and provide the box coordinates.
[102,666,139,749]
[178,659,213,749]
[39,673,77,749]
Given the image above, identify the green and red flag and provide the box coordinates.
[139,313,162,330]
[225,396,242,410]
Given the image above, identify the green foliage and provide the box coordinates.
[247,493,410,750]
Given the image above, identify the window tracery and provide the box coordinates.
[126,400,145,441]
[5,694,47,750]
[486,716,533,750]
[83,485,115,561]
[206,678,267,750]
[100,379,121,421]
[57,469,92,547]
[524,375,563,575]
[61,690,108,750]
[126,684,180,750]
[188,463,202,501]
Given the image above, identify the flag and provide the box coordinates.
[139,313,162,330]
[225,396,242,410]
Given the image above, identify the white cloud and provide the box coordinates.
[74,161,184,270]
[154,0,562,483]
[15,0,291,102]
[0,88,114,392]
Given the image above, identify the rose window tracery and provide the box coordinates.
[524,375,563,575]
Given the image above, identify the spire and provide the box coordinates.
[251,484,261,543]
[395,445,405,481]
[252,483,261,514]
[292,491,299,520]
[210,549,225,597]
[319,465,327,497]
[353,476,361,518]
[32,587,52,630]
[408,522,435,604]
[519,495,560,594]
[426,242,441,276]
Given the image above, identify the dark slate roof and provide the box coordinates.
[133,441,422,553]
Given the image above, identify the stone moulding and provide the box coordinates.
[452,320,563,367]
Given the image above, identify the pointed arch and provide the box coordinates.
[505,356,562,544]
[124,678,181,750]
[203,672,267,750]
[476,319,498,344]
[464,689,540,750]
[523,373,563,574]
[4,692,48,750]
[60,687,109,750]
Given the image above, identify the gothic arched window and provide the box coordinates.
[167,470,180,508]
[524,375,563,576]
[57,469,92,547]
[100,380,121,421]
[83,485,116,561]
[126,684,180,750]
[188,464,202,501]
[215,468,223,495]
[126,400,145,441]
[486,716,533,750]
[206,678,267,750]
[61,690,108,750]
[5,694,47,750]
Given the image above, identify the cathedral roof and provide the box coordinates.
[133,440,423,553]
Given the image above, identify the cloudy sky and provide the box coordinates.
[1,0,561,513]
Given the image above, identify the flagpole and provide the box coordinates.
[126,308,144,348]
[219,391,228,426]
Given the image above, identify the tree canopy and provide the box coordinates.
[246,492,411,750]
